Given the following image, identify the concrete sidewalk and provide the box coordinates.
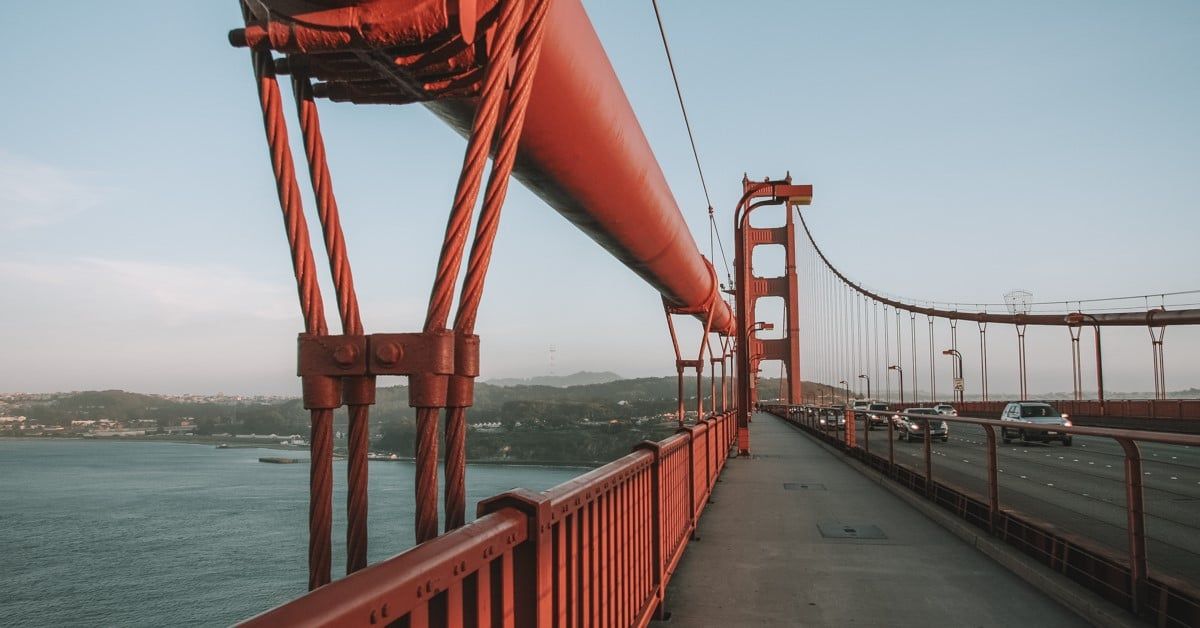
[657,413,1088,627]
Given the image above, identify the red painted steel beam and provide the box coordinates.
[234,0,734,334]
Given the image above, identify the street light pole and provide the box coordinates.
[858,374,871,400]
[838,380,849,406]
[942,349,964,404]
[888,365,904,404]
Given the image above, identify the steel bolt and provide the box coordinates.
[375,341,404,366]
[333,344,358,368]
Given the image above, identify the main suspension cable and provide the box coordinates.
[648,0,731,283]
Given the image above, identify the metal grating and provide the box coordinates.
[817,523,887,539]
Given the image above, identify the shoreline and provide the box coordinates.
[0,435,602,469]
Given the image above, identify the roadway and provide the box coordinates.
[837,418,1200,587]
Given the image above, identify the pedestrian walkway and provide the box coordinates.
[658,412,1088,626]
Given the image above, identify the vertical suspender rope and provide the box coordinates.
[444,0,552,532]
[242,16,333,589]
[291,73,372,575]
[414,0,525,544]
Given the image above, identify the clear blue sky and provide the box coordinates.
[1,1,1197,395]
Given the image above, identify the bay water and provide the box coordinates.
[0,438,584,626]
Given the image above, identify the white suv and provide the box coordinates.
[1000,402,1072,446]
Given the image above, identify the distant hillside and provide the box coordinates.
[484,371,622,388]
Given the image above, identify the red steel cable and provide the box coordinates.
[291,74,373,575]
[291,76,363,336]
[444,0,553,532]
[308,408,334,590]
[416,0,524,544]
[245,35,333,589]
[249,51,327,338]
[422,0,524,333]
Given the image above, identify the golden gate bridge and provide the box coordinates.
[226,1,1200,625]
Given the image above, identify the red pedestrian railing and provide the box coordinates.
[240,411,737,627]
[763,403,1200,628]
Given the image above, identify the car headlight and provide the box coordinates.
[1063,419,1072,427]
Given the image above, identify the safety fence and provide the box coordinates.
[763,404,1200,628]
[240,410,737,627]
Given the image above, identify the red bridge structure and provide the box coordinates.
[229,1,1200,626]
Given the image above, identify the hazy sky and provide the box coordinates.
[1,1,1197,395]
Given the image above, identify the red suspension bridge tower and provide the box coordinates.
[733,175,811,454]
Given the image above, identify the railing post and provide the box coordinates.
[846,409,857,448]
[704,417,716,491]
[887,413,895,474]
[1116,437,1148,613]
[677,425,699,538]
[477,488,553,628]
[863,410,870,457]
[983,424,999,533]
[923,417,933,498]
[633,440,667,620]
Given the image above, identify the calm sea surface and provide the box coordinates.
[0,438,585,627]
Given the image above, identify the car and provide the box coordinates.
[894,408,949,442]
[1000,402,1072,446]
[864,402,891,429]
[933,403,957,416]
[820,405,847,430]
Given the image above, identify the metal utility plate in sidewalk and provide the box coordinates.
[782,482,826,490]
[817,522,887,539]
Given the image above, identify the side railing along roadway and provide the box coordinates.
[763,403,1200,628]
[240,410,737,627]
